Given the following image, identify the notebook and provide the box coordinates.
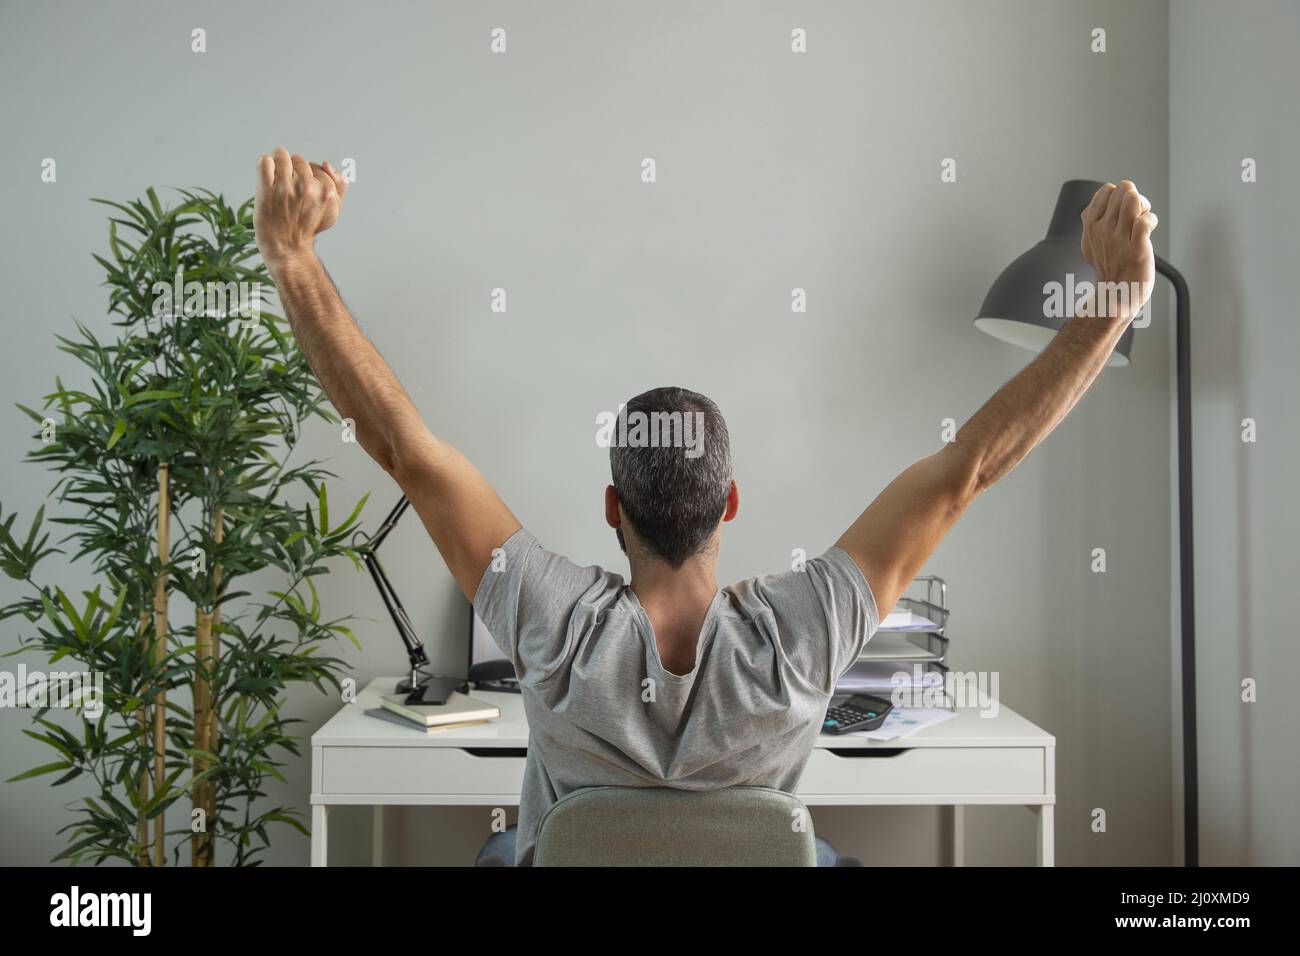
[364,707,491,735]
[379,690,500,728]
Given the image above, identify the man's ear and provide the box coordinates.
[722,479,740,522]
[604,485,622,529]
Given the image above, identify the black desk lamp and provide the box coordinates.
[974,179,1198,866]
[356,495,465,705]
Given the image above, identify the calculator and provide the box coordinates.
[822,694,894,734]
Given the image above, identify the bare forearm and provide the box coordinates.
[269,253,437,474]
[953,305,1131,495]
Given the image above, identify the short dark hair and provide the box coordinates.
[609,386,732,566]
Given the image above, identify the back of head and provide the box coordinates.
[609,386,732,567]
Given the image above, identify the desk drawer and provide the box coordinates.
[798,747,1045,797]
[321,746,526,796]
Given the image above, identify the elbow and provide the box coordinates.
[385,431,453,489]
[374,444,400,478]
[338,413,403,475]
[939,443,984,515]
[379,436,414,484]
[360,428,401,478]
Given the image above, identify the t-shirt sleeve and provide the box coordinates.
[472,527,607,685]
[743,546,880,695]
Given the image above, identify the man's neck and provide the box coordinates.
[629,559,718,605]
[628,553,720,675]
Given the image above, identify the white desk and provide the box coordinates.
[310,678,1056,866]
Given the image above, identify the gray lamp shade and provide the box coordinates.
[974,179,1134,368]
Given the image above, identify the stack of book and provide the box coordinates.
[365,690,500,734]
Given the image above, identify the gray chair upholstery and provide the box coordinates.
[532,785,818,866]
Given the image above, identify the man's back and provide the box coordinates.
[475,528,879,865]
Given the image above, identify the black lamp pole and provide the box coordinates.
[1164,255,1198,868]
[975,180,1198,866]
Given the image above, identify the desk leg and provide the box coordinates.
[311,804,330,867]
[372,805,384,867]
[1034,804,1054,867]
[942,805,965,866]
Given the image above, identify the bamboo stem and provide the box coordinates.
[152,463,170,868]
[137,611,150,866]
[192,504,223,866]
[208,506,223,859]
[192,606,210,866]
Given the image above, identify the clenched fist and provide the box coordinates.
[254,147,349,270]
[1080,180,1158,320]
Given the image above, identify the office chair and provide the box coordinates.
[531,785,819,866]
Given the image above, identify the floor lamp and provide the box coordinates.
[973,179,1198,866]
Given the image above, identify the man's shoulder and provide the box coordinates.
[724,547,868,606]
[498,529,627,607]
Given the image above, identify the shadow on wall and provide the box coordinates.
[1187,205,1251,859]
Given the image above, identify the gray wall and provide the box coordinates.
[1170,0,1300,866]
[0,0,1177,866]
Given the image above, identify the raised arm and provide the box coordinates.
[253,148,520,600]
[837,180,1158,616]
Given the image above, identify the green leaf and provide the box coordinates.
[105,419,127,450]
[90,197,146,224]
[22,728,76,760]
[333,624,361,652]
[52,766,84,786]
[263,812,309,836]
[7,760,73,783]
[14,403,49,424]
[329,491,369,538]
[123,389,182,408]
[317,484,329,535]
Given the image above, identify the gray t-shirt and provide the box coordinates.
[473,528,879,865]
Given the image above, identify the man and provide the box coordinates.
[253,149,1156,865]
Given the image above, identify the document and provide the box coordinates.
[879,609,939,631]
[848,706,958,741]
[836,660,944,693]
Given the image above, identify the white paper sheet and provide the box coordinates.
[847,706,958,741]
[836,660,945,693]
[878,609,939,631]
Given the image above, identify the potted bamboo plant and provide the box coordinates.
[0,188,366,866]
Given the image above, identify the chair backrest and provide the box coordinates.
[532,785,817,866]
